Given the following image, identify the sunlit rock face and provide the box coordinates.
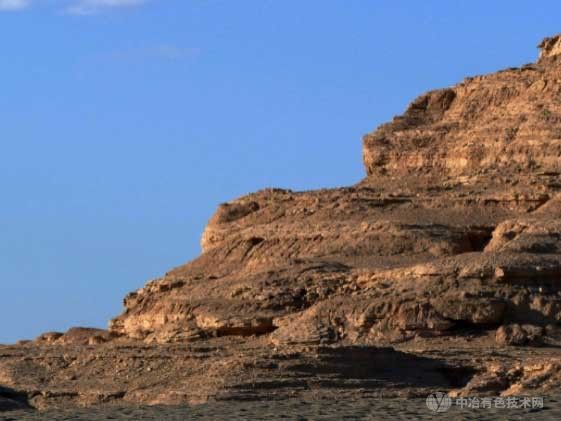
[363,34,561,178]
[110,34,561,349]
[4,33,561,411]
[539,34,561,59]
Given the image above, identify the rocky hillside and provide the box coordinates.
[2,33,561,411]
[364,38,561,178]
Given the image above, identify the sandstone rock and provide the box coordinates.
[432,297,506,325]
[485,218,561,253]
[64,327,116,345]
[35,332,63,344]
[35,327,118,346]
[539,33,561,59]
[496,324,544,346]
[99,30,561,402]
[363,35,561,178]
[5,32,561,411]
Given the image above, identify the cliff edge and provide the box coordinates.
[2,34,561,411]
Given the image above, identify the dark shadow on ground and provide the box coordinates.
[0,385,31,412]
[287,346,476,389]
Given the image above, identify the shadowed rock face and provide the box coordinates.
[3,33,561,411]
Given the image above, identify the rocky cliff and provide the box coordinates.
[2,33,561,411]
[364,38,561,178]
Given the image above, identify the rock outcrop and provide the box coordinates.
[363,48,561,178]
[539,34,561,59]
[3,33,561,411]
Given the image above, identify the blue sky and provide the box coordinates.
[1,1,560,343]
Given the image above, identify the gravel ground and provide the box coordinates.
[2,398,561,420]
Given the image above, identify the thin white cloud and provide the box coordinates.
[0,0,149,14]
[65,0,146,15]
[0,0,30,11]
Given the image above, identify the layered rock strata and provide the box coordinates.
[3,33,561,410]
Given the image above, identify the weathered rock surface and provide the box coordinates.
[3,33,561,412]
[363,37,561,178]
[495,323,544,346]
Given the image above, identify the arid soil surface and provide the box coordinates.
[2,398,561,420]
[3,33,561,416]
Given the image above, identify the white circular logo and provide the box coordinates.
[426,392,452,413]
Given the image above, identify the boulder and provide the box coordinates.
[496,324,544,346]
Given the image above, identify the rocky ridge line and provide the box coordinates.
[2,33,561,411]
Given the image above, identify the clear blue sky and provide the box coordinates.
[1,0,559,343]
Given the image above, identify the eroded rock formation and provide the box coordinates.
[3,33,561,411]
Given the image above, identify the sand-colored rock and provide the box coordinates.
[496,323,544,346]
[364,35,561,178]
[539,34,561,59]
[3,32,561,412]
